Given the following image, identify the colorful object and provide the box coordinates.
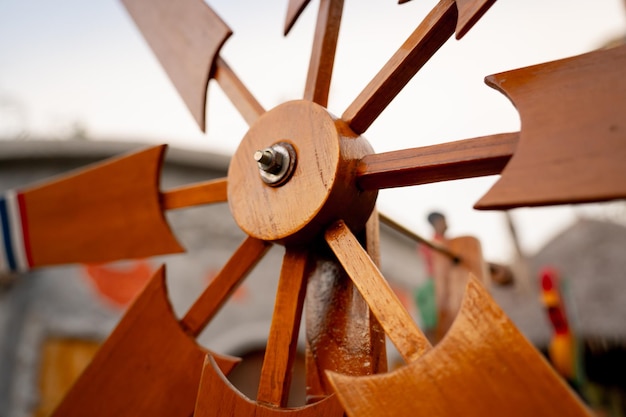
[414,279,438,330]
[540,267,584,386]
[83,261,154,308]
[0,191,31,273]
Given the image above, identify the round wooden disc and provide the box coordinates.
[228,100,377,245]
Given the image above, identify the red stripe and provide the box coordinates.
[17,192,33,268]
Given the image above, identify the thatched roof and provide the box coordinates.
[491,218,626,347]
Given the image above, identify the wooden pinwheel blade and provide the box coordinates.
[357,132,518,190]
[0,146,183,273]
[476,45,626,210]
[193,355,344,417]
[121,0,232,131]
[327,277,592,417]
[325,220,431,363]
[284,0,312,35]
[52,265,239,417]
[342,0,498,134]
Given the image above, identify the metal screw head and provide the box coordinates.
[254,142,296,186]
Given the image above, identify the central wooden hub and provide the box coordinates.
[228,100,378,245]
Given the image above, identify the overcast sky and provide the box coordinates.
[1,0,625,263]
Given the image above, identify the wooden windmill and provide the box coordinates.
[2,0,624,416]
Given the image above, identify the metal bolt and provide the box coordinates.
[253,142,297,186]
[254,148,283,174]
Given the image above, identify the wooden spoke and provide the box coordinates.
[161,178,227,210]
[284,0,312,35]
[378,212,458,261]
[303,0,344,107]
[357,132,518,190]
[214,57,265,126]
[52,265,240,417]
[180,236,271,337]
[476,45,626,210]
[121,0,232,132]
[342,0,456,134]
[342,0,500,134]
[327,278,592,417]
[325,220,430,363]
[257,247,310,407]
[1,146,183,273]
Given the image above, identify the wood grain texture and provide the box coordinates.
[431,236,488,341]
[257,248,310,407]
[303,0,343,107]
[180,236,271,337]
[161,177,227,210]
[328,277,593,417]
[228,100,377,245]
[325,220,430,363]
[284,0,312,35]
[214,57,266,126]
[21,145,183,268]
[52,266,239,417]
[194,355,345,416]
[341,0,456,134]
[357,132,518,190]
[121,0,231,131]
[476,45,626,209]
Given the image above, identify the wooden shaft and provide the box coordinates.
[160,178,227,210]
[357,132,519,190]
[180,237,271,337]
[257,248,310,407]
[214,57,265,126]
[379,212,512,287]
[325,220,431,363]
[378,212,458,261]
[342,0,456,134]
[303,0,344,106]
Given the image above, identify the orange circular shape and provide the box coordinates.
[228,100,377,244]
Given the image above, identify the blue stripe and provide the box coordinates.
[0,197,17,272]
